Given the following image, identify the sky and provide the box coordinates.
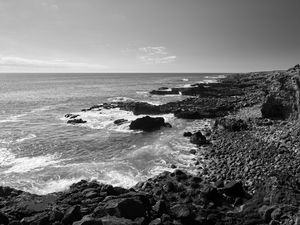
[0,0,299,73]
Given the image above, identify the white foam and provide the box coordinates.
[30,177,85,195]
[204,75,226,79]
[64,108,174,133]
[3,153,62,174]
[0,147,16,167]
[0,114,27,123]
[182,78,189,82]
[107,96,136,102]
[16,134,36,143]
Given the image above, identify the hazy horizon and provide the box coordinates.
[0,0,299,73]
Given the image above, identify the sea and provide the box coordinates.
[0,73,224,194]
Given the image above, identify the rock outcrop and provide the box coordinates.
[129,116,171,132]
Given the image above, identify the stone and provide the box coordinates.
[0,212,9,225]
[190,131,208,145]
[183,132,192,137]
[73,216,103,225]
[62,205,82,225]
[67,118,87,124]
[103,197,146,220]
[114,119,128,125]
[129,116,169,132]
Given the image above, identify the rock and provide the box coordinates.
[114,119,128,125]
[100,216,141,225]
[202,186,223,205]
[222,181,246,198]
[183,132,192,137]
[189,149,197,154]
[174,111,203,119]
[215,118,248,132]
[170,204,192,220]
[149,218,161,225]
[190,131,209,145]
[131,102,161,115]
[152,200,167,215]
[65,114,79,119]
[103,197,146,220]
[129,116,170,132]
[62,205,82,225]
[20,213,49,225]
[0,212,9,225]
[67,118,87,124]
[73,216,103,225]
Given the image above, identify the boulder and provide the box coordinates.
[261,95,289,119]
[62,205,82,224]
[67,118,87,124]
[129,116,170,132]
[190,131,209,145]
[222,181,246,198]
[103,197,146,220]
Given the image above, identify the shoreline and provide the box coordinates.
[0,65,299,225]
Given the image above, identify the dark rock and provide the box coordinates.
[20,213,49,225]
[190,131,209,145]
[189,149,197,154]
[114,119,128,125]
[149,218,161,225]
[62,205,82,225]
[103,197,146,220]
[129,116,169,132]
[174,111,203,119]
[131,102,161,115]
[67,118,87,124]
[222,181,246,198]
[65,114,79,119]
[183,132,192,137]
[170,204,192,220]
[0,212,9,225]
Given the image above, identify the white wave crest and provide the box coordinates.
[16,134,37,143]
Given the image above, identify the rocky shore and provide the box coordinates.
[1,65,299,225]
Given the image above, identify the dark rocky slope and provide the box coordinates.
[2,65,300,225]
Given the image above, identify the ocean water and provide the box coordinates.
[0,73,222,194]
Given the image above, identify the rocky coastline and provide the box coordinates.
[1,65,299,225]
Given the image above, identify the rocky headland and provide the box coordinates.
[1,65,300,225]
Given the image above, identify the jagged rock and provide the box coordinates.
[100,216,141,225]
[62,205,82,224]
[65,114,79,119]
[20,213,49,225]
[129,116,170,132]
[174,111,203,119]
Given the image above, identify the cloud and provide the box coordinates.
[138,46,177,64]
[0,56,107,70]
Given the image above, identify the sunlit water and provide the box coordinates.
[0,73,222,194]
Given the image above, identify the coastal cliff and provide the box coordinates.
[0,65,299,225]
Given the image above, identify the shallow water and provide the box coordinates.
[0,73,222,194]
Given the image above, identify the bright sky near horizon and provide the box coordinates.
[0,0,299,73]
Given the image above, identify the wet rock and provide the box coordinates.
[174,111,203,119]
[131,102,161,115]
[152,200,167,215]
[20,213,49,225]
[67,118,87,124]
[100,216,141,225]
[113,119,128,125]
[170,204,193,221]
[183,132,192,137]
[149,218,161,225]
[65,114,79,119]
[190,131,209,145]
[215,118,248,132]
[129,116,170,132]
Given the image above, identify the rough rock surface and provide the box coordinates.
[129,116,170,132]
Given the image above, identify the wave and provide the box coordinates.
[2,152,62,174]
[182,78,189,82]
[16,134,37,143]
[0,114,27,123]
[107,96,136,102]
[204,75,226,79]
